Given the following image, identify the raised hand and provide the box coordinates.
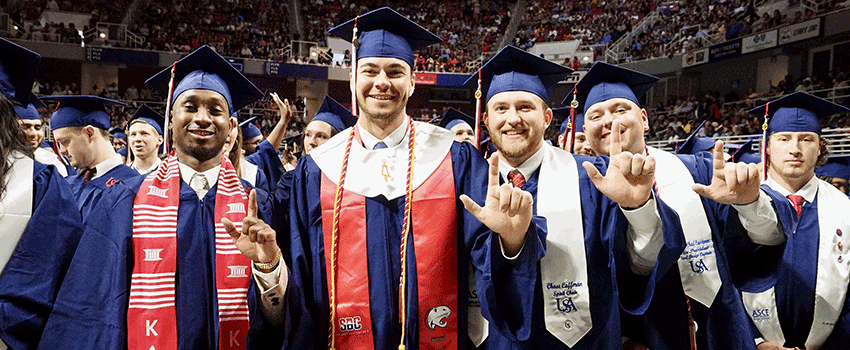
[692,141,761,205]
[583,121,655,209]
[222,189,280,268]
[460,153,534,256]
[270,92,291,125]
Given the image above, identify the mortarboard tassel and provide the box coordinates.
[761,102,769,180]
[567,88,578,152]
[474,68,482,151]
[162,62,177,154]
[350,16,360,117]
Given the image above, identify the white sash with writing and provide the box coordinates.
[742,179,850,349]
[539,146,591,347]
[0,152,34,275]
[650,147,721,307]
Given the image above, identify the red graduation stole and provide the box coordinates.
[127,153,252,350]
[320,153,459,349]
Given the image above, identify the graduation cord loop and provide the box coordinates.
[328,117,416,350]
[474,68,482,150]
[163,62,177,154]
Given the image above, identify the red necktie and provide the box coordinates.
[508,169,526,189]
[81,168,97,183]
[787,194,804,217]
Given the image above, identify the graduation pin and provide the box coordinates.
[839,256,843,263]
[839,242,843,250]
[564,320,573,330]
[838,229,843,237]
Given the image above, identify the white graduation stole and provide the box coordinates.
[467,267,488,346]
[742,179,850,349]
[649,147,721,307]
[538,146,591,347]
[241,160,258,187]
[0,152,34,275]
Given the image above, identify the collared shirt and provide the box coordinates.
[89,154,124,180]
[358,117,409,150]
[177,161,220,196]
[498,145,546,181]
[765,175,818,203]
[132,157,162,175]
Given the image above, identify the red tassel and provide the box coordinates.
[567,88,578,152]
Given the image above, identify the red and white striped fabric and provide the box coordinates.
[128,153,251,350]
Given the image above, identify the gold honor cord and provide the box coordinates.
[328,118,417,350]
[474,68,482,150]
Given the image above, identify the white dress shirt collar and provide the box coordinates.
[90,154,124,180]
[358,117,409,150]
[498,145,546,181]
[765,175,818,203]
[177,161,220,196]
[132,157,162,174]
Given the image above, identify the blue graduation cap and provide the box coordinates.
[0,38,40,105]
[116,146,128,157]
[128,104,164,136]
[571,62,659,115]
[146,46,264,114]
[239,116,262,140]
[552,107,584,135]
[327,7,442,68]
[110,127,127,140]
[732,139,761,164]
[675,121,716,154]
[815,155,850,180]
[42,95,126,130]
[746,92,849,135]
[439,108,474,130]
[313,96,357,131]
[14,93,45,120]
[283,133,301,147]
[463,45,573,104]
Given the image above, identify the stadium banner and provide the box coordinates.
[563,70,588,84]
[415,73,438,85]
[682,48,709,68]
[709,39,742,63]
[226,58,244,72]
[778,18,821,45]
[85,47,159,66]
[742,30,778,54]
[265,62,328,80]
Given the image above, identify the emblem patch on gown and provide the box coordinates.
[838,229,843,237]
[426,306,451,329]
[752,308,771,321]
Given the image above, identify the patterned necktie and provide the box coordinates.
[787,194,804,217]
[507,169,526,189]
[373,141,388,150]
[190,173,210,199]
[81,167,97,183]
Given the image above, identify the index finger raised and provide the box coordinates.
[610,120,623,156]
[712,140,725,170]
[488,152,501,189]
[247,188,258,219]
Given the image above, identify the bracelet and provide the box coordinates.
[254,249,282,271]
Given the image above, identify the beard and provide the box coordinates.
[489,127,536,161]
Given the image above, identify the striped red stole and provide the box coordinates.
[127,154,252,350]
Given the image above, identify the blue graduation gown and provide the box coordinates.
[39,175,301,349]
[736,182,850,348]
[622,152,771,350]
[245,140,283,195]
[282,141,546,350]
[0,162,83,350]
[484,154,686,350]
[66,164,139,221]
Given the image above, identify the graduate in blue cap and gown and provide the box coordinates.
[240,92,293,194]
[40,45,302,350]
[576,62,785,350]
[815,155,850,195]
[731,92,850,349]
[0,37,84,350]
[463,45,687,350]
[230,116,270,193]
[126,104,164,174]
[552,107,596,156]
[281,8,546,350]
[675,120,717,157]
[15,92,72,177]
[44,95,138,222]
[110,127,128,152]
[300,95,357,155]
[438,107,476,144]
[731,139,762,164]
